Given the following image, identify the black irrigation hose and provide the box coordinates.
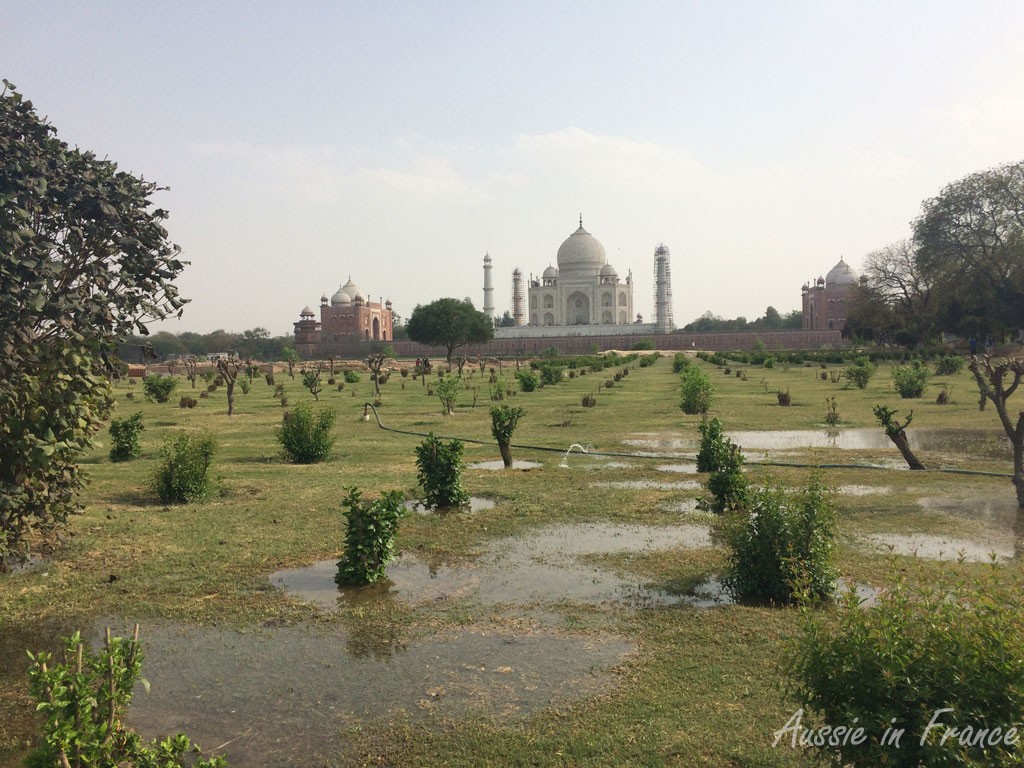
[361,403,1015,479]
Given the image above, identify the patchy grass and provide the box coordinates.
[1,354,1020,766]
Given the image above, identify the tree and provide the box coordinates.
[968,354,1024,510]
[847,239,935,346]
[215,355,243,416]
[913,160,1024,338]
[406,298,494,363]
[0,81,186,569]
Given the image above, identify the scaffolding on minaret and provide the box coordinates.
[653,244,674,333]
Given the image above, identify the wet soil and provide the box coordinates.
[467,460,543,470]
[106,619,633,767]
[403,496,497,514]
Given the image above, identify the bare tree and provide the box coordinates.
[366,352,388,396]
[873,405,926,470]
[182,356,199,389]
[215,355,244,416]
[969,354,1024,510]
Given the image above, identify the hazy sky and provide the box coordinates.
[3,1,1023,336]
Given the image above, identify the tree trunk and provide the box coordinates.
[226,381,235,416]
[888,430,925,470]
[498,441,513,468]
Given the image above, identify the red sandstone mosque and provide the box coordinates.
[293,277,393,358]
[801,258,861,331]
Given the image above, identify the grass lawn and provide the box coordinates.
[1,352,1020,767]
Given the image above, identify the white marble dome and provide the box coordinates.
[556,223,606,277]
[331,286,352,306]
[542,264,558,279]
[600,263,617,277]
[825,258,858,287]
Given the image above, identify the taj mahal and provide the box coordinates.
[488,217,676,340]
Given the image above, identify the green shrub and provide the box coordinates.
[696,417,728,473]
[788,562,1024,767]
[538,363,564,386]
[680,365,714,415]
[843,360,876,389]
[26,628,227,768]
[415,434,470,509]
[435,375,460,414]
[935,355,964,376]
[631,338,655,351]
[276,402,335,464]
[335,487,406,586]
[490,404,525,467]
[892,360,931,398]
[672,353,691,373]
[343,369,360,384]
[706,443,748,513]
[178,395,197,409]
[142,374,177,403]
[108,412,144,463]
[515,369,539,392]
[151,430,216,503]
[719,474,836,604]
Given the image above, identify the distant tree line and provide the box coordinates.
[682,306,803,333]
[120,328,295,362]
[847,159,1023,347]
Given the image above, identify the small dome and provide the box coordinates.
[300,305,315,318]
[341,278,362,300]
[331,287,352,306]
[600,263,618,277]
[542,264,558,279]
[825,258,859,287]
[321,293,329,302]
[556,221,607,277]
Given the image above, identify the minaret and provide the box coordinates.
[512,268,526,326]
[653,244,674,333]
[482,253,495,320]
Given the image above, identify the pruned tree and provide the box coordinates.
[283,346,299,379]
[405,297,494,363]
[366,352,388,396]
[0,81,186,569]
[182,356,199,389]
[302,362,324,401]
[215,355,244,416]
[873,405,925,470]
[968,354,1024,510]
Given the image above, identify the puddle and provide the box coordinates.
[626,429,1010,457]
[838,485,892,496]
[725,428,1009,454]
[592,480,702,491]
[659,499,702,513]
[622,436,696,453]
[676,577,877,608]
[919,495,1021,527]
[103,619,633,767]
[271,555,475,609]
[655,463,698,474]
[861,533,1014,562]
[273,523,714,611]
[403,496,496,514]
[467,460,543,470]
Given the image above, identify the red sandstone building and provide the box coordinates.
[293,278,393,358]
[801,258,861,331]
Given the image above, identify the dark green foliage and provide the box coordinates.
[538,363,564,386]
[108,412,144,463]
[142,374,177,403]
[892,360,931,398]
[790,563,1024,767]
[824,395,840,426]
[515,369,539,392]
[696,417,728,473]
[336,487,406,585]
[672,353,691,373]
[26,627,227,767]
[151,430,216,503]
[631,338,655,350]
[435,375,460,414]
[935,355,965,376]
[405,297,494,362]
[178,395,197,409]
[679,364,714,415]
[415,434,470,509]
[276,402,336,464]
[719,475,836,604]
[638,353,659,367]
[490,404,525,467]
[843,359,876,389]
[1,82,185,568]
[343,369,360,384]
